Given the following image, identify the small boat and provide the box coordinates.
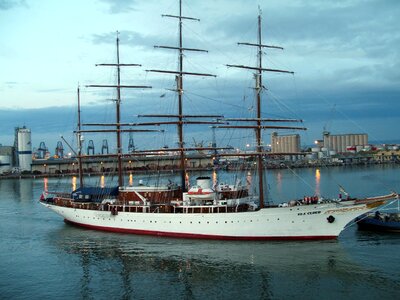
[356,211,400,232]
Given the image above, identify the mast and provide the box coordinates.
[77,86,84,188]
[225,9,299,208]
[255,12,264,207]
[177,0,185,193]
[146,0,216,192]
[116,35,123,187]
[86,32,152,187]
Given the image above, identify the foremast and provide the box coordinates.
[83,32,152,187]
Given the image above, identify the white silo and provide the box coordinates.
[17,127,32,171]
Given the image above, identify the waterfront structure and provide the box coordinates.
[0,146,13,174]
[271,132,300,153]
[14,127,32,172]
[323,132,368,153]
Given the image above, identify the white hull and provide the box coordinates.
[41,201,377,240]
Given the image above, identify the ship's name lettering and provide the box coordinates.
[297,211,321,216]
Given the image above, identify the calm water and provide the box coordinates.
[1,165,399,299]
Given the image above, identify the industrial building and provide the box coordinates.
[15,127,33,172]
[323,132,368,153]
[0,126,33,174]
[0,145,13,174]
[271,132,301,153]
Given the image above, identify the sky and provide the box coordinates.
[1,0,399,154]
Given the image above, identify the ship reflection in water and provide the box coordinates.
[49,227,400,299]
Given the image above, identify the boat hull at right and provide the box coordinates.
[357,212,400,232]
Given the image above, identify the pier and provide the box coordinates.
[0,149,398,179]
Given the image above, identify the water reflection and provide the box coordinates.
[129,173,133,186]
[17,178,33,200]
[72,176,77,191]
[43,177,48,192]
[315,168,321,196]
[46,226,400,299]
[185,172,190,189]
[212,169,217,187]
[275,171,282,194]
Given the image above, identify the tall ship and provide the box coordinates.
[40,1,398,240]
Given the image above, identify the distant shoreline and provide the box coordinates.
[1,160,398,180]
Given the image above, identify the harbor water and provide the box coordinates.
[1,164,399,299]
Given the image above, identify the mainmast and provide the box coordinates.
[146,0,218,192]
[86,32,152,187]
[225,9,303,208]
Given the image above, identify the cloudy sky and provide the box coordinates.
[1,0,399,153]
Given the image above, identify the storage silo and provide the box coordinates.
[16,127,32,172]
[361,134,368,146]
[270,133,300,153]
[345,135,351,149]
[354,134,360,146]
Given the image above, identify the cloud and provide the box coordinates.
[90,30,154,48]
[1,0,399,148]
[98,0,137,14]
[0,0,26,10]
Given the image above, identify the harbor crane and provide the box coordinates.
[55,141,64,158]
[38,142,48,159]
[101,139,109,154]
[87,140,95,155]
